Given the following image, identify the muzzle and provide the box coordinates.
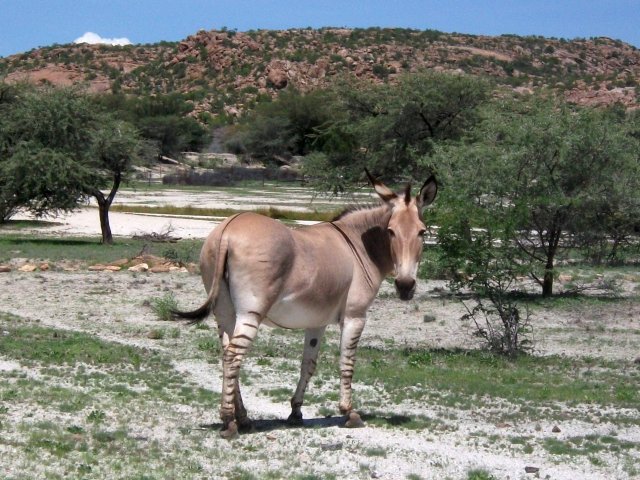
[394,277,416,301]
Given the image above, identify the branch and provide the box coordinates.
[106,171,122,206]
[514,236,545,263]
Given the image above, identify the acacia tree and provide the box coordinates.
[310,72,490,182]
[228,88,339,164]
[431,95,640,297]
[87,119,141,244]
[0,84,141,244]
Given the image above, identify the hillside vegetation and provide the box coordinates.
[2,27,639,119]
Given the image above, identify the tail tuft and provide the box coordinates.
[171,304,211,325]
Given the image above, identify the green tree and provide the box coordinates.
[430,95,640,297]
[313,72,490,182]
[0,85,142,244]
[87,119,141,244]
[95,92,210,158]
[230,89,338,164]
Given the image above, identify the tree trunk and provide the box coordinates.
[97,197,113,245]
[92,172,121,245]
[542,259,554,297]
[542,231,561,297]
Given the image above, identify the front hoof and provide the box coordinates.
[344,411,365,428]
[287,411,304,426]
[219,420,239,439]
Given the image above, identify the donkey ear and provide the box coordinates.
[365,168,397,203]
[417,175,437,208]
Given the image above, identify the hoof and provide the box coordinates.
[344,411,365,428]
[236,416,254,433]
[287,411,304,426]
[219,420,239,440]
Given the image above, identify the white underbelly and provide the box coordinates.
[264,295,343,329]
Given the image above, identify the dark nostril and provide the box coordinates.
[395,278,416,291]
[395,278,416,300]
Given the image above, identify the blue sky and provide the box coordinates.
[1,0,639,58]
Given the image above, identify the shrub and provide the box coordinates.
[151,293,178,321]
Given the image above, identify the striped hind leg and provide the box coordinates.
[214,281,257,437]
[218,324,252,432]
[288,326,326,425]
[219,312,260,438]
[338,316,366,428]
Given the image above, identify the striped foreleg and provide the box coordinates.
[338,317,366,428]
[288,326,326,425]
[219,313,260,438]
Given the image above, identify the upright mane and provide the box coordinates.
[331,203,383,222]
[331,202,392,232]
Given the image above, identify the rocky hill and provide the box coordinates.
[2,27,639,118]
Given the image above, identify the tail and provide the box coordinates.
[171,234,229,326]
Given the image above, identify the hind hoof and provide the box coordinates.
[219,420,239,439]
[345,411,365,428]
[237,416,254,433]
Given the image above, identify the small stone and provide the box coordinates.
[633,357,640,365]
[128,263,149,273]
[149,265,171,273]
[423,314,436,323]
[495,422,512,428]
[88,264,108,271]
[552,425,561,433]
[320,442,343,451]
[18,264,37,272]
[38,263,49,271]
[525,466,540,474]
[370,471,382,479]
[266,434,277,441]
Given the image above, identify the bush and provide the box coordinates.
[438,225,534,358]
[151,293,178,322]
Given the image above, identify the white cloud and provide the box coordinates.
[73,32,132,47]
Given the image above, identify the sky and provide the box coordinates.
[1,0,639,58]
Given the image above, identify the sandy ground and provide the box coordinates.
[10,185,375,239]
[0,270,638,479]
[2,187,640,479]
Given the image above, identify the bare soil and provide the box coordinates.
[1,190,639,479]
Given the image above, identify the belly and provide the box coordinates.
[264,293,345,329]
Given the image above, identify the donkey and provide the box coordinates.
[173,170,437,438]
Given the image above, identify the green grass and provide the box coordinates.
[354,346,639,409]
[150,292,179,321]
[0,234,204,264]
[542,434,637,458]
[0,313,222,478]
[0,219,62,230]
[0,317,146,366]
[110,204,340,222]
[466,469,498,480]
[0,312,216,406]
[245,329,640,420]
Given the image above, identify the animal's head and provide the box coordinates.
[366,169,438,301]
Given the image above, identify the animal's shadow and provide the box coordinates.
[195,412,413,435]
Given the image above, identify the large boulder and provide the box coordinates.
[267,67,288,89]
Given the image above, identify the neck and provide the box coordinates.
[332,205,394,279]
